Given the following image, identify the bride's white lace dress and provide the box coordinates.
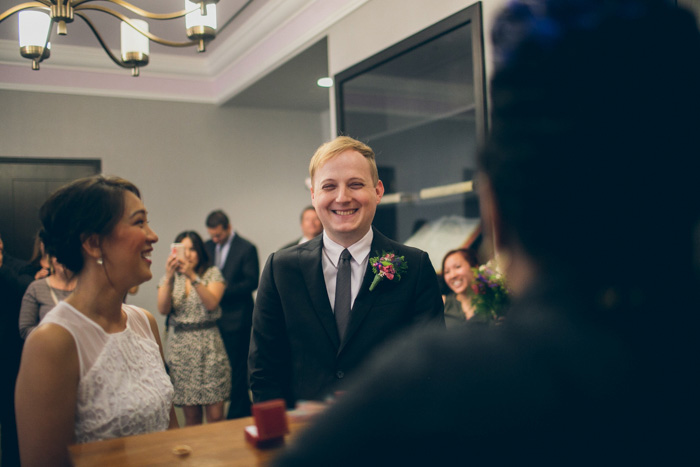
[41,302,174,443]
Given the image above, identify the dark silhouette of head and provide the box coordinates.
[480,0,700,294]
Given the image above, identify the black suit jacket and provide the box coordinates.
[279,237,302,251]
[205,234,259,332]
[248,228,444,406]
[273,276,700,465]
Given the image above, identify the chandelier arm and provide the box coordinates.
[73,0,192,20]
[75,5,199,47]
[74,11,132,69]
[38,5,52,63]
[0,2,50,25]
[218,0,252,35]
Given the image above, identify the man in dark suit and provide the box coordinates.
[0,233,34,467]
[204,210,259,419]
[280,206,323,250]
[272,0,700,465]
[248,136,444,406]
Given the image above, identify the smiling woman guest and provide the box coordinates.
[15,176,177,467]
[441,248,481,328]
[157,230,230,426]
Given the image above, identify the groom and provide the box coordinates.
[248,136,444,406]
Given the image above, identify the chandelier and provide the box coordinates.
[0,1,218,76]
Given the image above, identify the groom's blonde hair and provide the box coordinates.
[309,136,379,185]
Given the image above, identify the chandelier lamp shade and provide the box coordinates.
[0,0,218,76]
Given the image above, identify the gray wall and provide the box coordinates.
[0,89,325,333]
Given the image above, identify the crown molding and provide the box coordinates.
[0,61,218,103]
[213,0,368,105]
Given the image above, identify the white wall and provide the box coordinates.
[0,90,326,334]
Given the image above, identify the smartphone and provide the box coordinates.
[170,243,185,261]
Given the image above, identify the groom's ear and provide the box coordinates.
[374,179,384,204]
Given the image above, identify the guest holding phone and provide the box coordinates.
[157,231,231,426]
[15,176,176,467]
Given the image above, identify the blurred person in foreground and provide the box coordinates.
[273,0,700,464]
[15,176,177,467]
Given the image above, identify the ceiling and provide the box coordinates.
[225,37,329,111]
[0,0,361,109]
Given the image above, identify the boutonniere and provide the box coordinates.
[369,252,408,291]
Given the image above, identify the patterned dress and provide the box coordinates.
[160,267,231,406]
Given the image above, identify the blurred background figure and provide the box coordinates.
[158,230,231,426]
[204,210,259,420]
[0,232,34,467]
[19,254,77,339]
[15,176,176,467]
[281,206,323,249]
[441,248,479,328]
[24,233,50,280]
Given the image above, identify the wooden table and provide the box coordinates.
[69,416,306,466]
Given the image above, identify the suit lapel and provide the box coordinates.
[338,229,390,354]
[222,235,239,277]
[299,237,341,350]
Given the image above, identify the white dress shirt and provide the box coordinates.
[322,229,373,313]
[215,231,235,270]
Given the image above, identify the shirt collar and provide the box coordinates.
[322,228,373,267]
[217,231,235,250]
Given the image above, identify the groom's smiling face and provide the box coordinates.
[311,149,384,248]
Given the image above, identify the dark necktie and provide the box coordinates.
[334,249,352,341]
[215,244,223,270]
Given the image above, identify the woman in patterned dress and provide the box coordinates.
[157,230,231,426]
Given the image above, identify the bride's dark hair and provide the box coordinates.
[40,175,141,274]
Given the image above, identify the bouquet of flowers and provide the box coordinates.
[468,259,510,319]
[369,252,408,292]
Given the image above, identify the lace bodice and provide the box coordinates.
[40,302,174,444]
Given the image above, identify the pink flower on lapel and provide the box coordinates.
[369,252,407,291]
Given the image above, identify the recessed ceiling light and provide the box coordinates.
[317,77,333,88]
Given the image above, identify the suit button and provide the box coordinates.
[336,370,344,379]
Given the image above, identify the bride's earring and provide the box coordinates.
[97,257,103,265]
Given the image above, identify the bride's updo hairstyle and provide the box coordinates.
[39,175,141,274]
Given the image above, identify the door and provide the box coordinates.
[0,158,100,262]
